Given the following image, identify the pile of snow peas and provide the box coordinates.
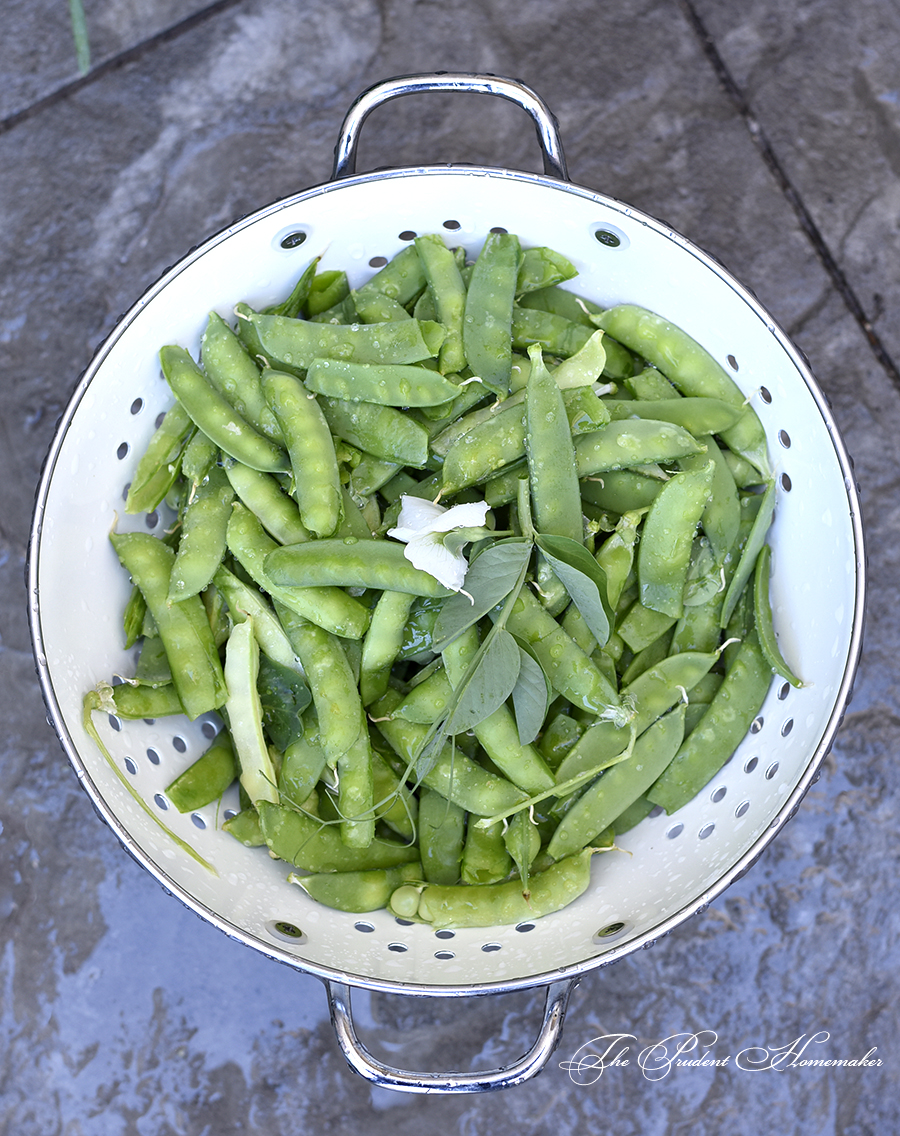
[87,230,802,931]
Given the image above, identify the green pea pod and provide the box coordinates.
[110,532,227,720]
[320,395,429,467]
[359,589,417,706]
[261,369,343,538]
[464,231,521,395]
[222,459,310,545]
[391,847,596,929]
[547,703,686,860]
[201,312,284,443]
[525,344,582,544]
[258,801,419,872]
[603,397,742,435]
[226,504,371,640]
[418,787,466,885]
[160,345,289,473]
[595,305,771,476]
[415,234,468,375]
[355,244,427,307]
[515,246,577,296]
[575,419,706,478]
[168,464,234,602]
[236,305,443,369]
[646,631,772,814]
[103,680,184,719]
[165,733,238,813]
[511,305,594,359]
[461,818,512,885]
[753,543,803,687]
[124,400,194,515]
[580,469,663,514]
[265,539,452,597]
[304,358,460,407]
[720,479,777,627]
[289,862,423,913]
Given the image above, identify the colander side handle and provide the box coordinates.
[331,72,568,181]
[325,977,576,1094]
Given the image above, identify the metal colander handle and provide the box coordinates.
[326,978,577,1093]
[331,71,569,181]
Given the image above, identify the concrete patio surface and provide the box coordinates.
[1,0,899,1132]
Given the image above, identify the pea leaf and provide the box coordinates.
[432,538,532,652]
[444,627,521,735]
[257,655,311,751]
[510,641,551,746]
[535,533,612,647]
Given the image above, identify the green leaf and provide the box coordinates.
[510,643,551,746]
[257,655,311,751]
[444,628,521,734]
[432,538,532,652]
[535,533,612,646]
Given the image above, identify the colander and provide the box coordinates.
[28,73,866,1094]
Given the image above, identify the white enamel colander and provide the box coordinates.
[28,74,865,1093]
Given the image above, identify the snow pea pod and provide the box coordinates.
[389,847,596,928]
[222,459,310,545]
[124,399,194,515]
[547,703,686,860]
[266,539,452,597]
[603,397,742,435]
[258,801,419,872]
[168,463,234,602]
[165,732,237,813]
[320,395,429,467]
[261,369,343,538]
[201,311,283,442]
[415,234,467,375]
[226,504,371,639]
[304,358,460,407]
[359,589,417,705]
[224,620,279,806]
[638,459,717,618]
[575,419,705,477]
[463,231,521,395]
[525,344,582,544]
[109,532,227,720]
[753,543,803,687]
[647,631,772,813]
[595,305,770,476]
[235,305,443,370]
[289,861,423,913]
[160,345,289,473]
[418,787,466,885]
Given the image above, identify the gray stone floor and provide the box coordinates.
[2,0,899,1131]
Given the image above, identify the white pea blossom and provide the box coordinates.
[388,495,491,592]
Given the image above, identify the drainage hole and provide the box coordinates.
[124,757,137,776]
[191,814,206,830]
[765,762,780,780]
[781,719,794,737]
[388,942,408,953]
[354,921,376,933]
[443,219,461,230]
[744,756,758,773]
[280,232,307,249]
[153,794,168,811]
[711,786,727,803]
[368,255,388,268]
[435,950,455,960]
[759,385,772,403]
[435,929,455,940]
[735,800,750,818]
[515,922,535,933]
[666,823,684,840]
[398,230,416,240]
[482,943,502,953]
[116,442,129,460]
[130,398,143,415]
[727,354,739,371]
[596,921,626,938]
[172,735,187,753]
[699,822,715,840]
[780,472,792,492]
[778,429,791,448]
[146,748,160,766]
[778,682,791,700]
[594,228,621,247]
[750,716,764,734]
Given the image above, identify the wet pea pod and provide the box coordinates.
[226,503,371,639]
[646,630,772,814]
[258,801,419,872]
[160,345,289,474]
[304,358,461,407]
[637,458,716,619]
[265,539,452,597]
[525,344,582,544]
[574,419,705,478]
[222,459,310,545]
[602,397,742,436]
[753,543,803,687]
[359,589,418,706]
[201,311,284,443]
[168,463,234,602]
[164,732,238,813]
[261,369,343,539]
[415,233,468,375]
[547,703,686,861]
[235,305,444,370]
[463,231,521,395]
[418,787,467,884]
[110,532,227,720]
[288,861,423,913]
[461,817,513,885]
[388,847,597,929]
[595,305,771,477]
[320,395,430,467]
[124,400,194,515]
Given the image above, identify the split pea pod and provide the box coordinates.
[388,847,596,929]
[223,619,279,806]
